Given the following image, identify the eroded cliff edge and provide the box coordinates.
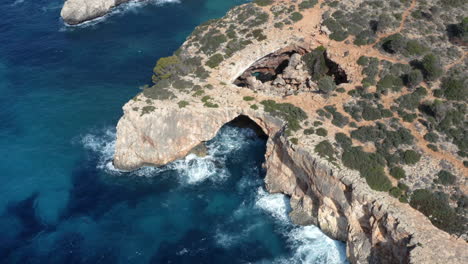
[114,0,468,263]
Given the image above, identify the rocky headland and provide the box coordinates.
[110,0,467,263]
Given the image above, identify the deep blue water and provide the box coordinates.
[0,0,347,263]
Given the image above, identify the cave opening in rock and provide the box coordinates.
[227,115,268,140]
[234,46,348,95]
[234,46,308,89]
[323,51,349,85]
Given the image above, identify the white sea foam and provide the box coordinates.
[61,0,180,29]
[255,187,290,223]
[80,126,256,185]
[81,128,122,174]
[170,153,227,184]
[254,188,348,264]
[11,0,25,6]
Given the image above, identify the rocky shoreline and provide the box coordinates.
[109,0,467,263]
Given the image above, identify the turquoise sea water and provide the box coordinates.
[0,0,347,263]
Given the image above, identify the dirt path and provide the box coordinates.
[445,51,467,71]
[370,0,418,46]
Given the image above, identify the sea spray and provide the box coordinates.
[254,187,348,264]
[81,125,347,263]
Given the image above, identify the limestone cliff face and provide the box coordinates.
[61,0,131,25]
[263,133,468,264]
[114,97,468,263]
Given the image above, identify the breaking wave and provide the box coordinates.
[81,125,348,263]
[80,125,261,184]
[254,187,348,264]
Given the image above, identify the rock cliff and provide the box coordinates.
[113,0,468,263]
[61,0,132,25]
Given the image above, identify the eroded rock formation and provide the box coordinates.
[113,0,468,263]
[61,0,133,25]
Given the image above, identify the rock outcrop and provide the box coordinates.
[114,96,468,263]
[113,0,468,263]
[61,0,132,25]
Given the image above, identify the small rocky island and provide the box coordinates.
[65,0,468,262]
[61,0,134,25]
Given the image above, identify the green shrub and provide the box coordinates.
[328,110,349,128]
[440,77,467,101]
[421,54,444,81]
[253,0,273,6]
[178,101,189,108]
[318,76,337,94]
[342,147,386,173]
[389,187,402,198]
[153,55,180,82]
[290,138,299,145]
[304,128,314,135]
[381,34,406,54]
[357,56,369,66]
[336,87,346,93]
[206,54,224,68]
[290,12,304,22]
[405,40,427,56]
[322,15,349,41]
[403,150,421,164]
[250,104,258,110]
[435,170,456,185]
[251,29,267,41]
[316,128,328,137]
[354,30,375,46]
[390,167,406,179]
[201,95,212,103]
[313,121,322,127]
[302,46,329,80]
[199,30,227,55]
[427,144,438,151]
[424,132,438,143]
[260,100,308,131]
[351,125,385,143]
[274,22,284,29]
[406,69,423,87]
[399,195,409,203]
[363,166,392,192]
[243,96,255,101]
[396,87,426,110]
[362,105,382,121]
[401,112,417,123]
[335,133,352,149]
[377,74,404,93]
[193,90,204,97]
[172,79,193,90]
[410,189,465,234]
[141,105,156,116]
[315,140,335,161]
[299,0,318,10]
[204,102,219,108]
[398,182,409,191]
[143,85,175,101]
